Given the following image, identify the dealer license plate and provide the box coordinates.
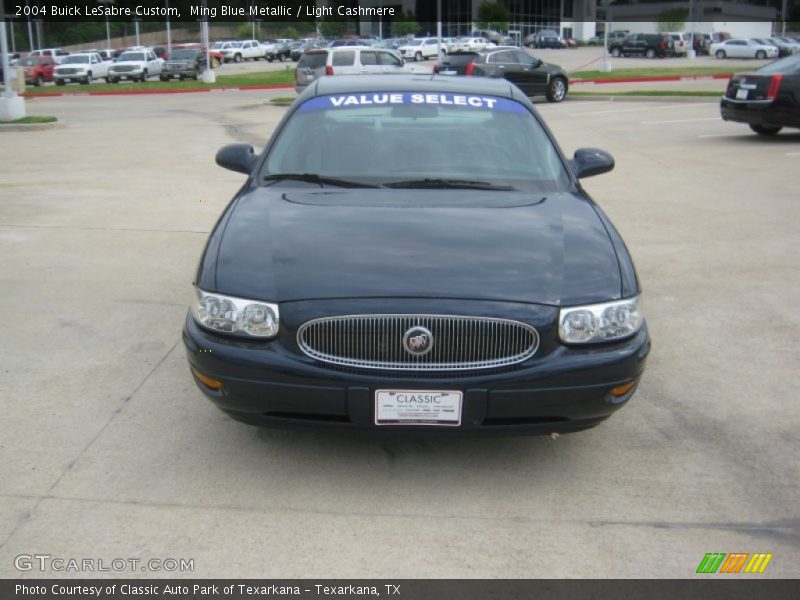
[375,389,462,426]
[64,78,71,83]
[736,88,748,100]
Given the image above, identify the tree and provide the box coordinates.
[477,1,509,32]
[281,27,300,40]
[394,11,422,37]
[320,20,347,38]
[235,23,252,40]
[657,8,689,33]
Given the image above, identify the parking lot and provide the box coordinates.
[0,90,798,578]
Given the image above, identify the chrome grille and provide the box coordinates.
[114,66,135,72]
[297,315,539,371]
[57,68,79,75]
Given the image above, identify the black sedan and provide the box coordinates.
[436,48,569,102]
[183,75,649,435]
[720,54,800,135]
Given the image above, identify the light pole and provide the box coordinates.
[200,0,215,83]
[98,0,114,50]
[600,0,612,72]
[1,0,26,120]
[165,0,171,52]
[436,0,442,62]
[134,19,140,46]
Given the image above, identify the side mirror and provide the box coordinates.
[216,143,256,175]
[534,59,543,68]
[570,148,615,179]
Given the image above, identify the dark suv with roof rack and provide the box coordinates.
[609,33,673,59]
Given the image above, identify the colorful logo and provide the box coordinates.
[696,553,773,574]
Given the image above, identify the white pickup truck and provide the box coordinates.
[106,49,164,83]
[217,40,265,63]
[53,53,108,85]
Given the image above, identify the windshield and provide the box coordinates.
[170,49,199,60]
[118,52,145,62]
[62,55,91,64]
[261,93,570,191]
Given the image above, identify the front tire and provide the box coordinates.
[610,47,621,58]
[82,72,92,85]
[716,49,726,59]
[749,124,782,136]
[140,70,148,82]
[234,54,242,63]
[34,76,43,87]
[55,79,65,86]
[546,77,567,103]
[755,50,767,59]
[415,51,423,62]
[646,48,656,59]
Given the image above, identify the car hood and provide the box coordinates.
[212,188,623,306]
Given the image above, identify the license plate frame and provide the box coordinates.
[736,88,749,100]
[374,389,462,427]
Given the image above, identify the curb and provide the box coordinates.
[22,83,295,98]
[568,73,732,85]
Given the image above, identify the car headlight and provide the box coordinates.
[191,288,279,338]
[559,296,643,344]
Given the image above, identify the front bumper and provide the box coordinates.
[183,311,650,435]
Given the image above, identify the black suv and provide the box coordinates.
[436,48,569,102]
[609,34,672,59]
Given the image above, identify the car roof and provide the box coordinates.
[310,74,521,100]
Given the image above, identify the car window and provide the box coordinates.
[298,52,327,69]
[360,51,379,66]
[332,51,355,67]
[379,52,402,67]
[488,51,517,64]
[263,93,571,191]
[515,51,536,66]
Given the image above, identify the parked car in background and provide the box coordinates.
[330,38,375,48]
[220,40,264,62]
[176,43,222,67]
[711,39,778,60]
[525,29,563,49]
[764,37,797,57]
[294,46,405,94]
[665,32,689,56]
[160,47,207,81]
[290,40,329,61]
[53,52,108,85]
[80,48,115,61]
[18,55,56,87]
[771,36,800,55]
[262,39,291,62]
[451,37,496,53]
[397,38,445,61]
[436,47,569,102]
[28,48,69,64]
[106,49,163,82]
[720,54,800,135]
[609,33,672,59]
[692,33,712,55]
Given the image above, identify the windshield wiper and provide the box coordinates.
[263,173,379,188]
[383,178,516,191]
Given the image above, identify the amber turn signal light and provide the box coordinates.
[610,381,637,397]
[192,369,224,391]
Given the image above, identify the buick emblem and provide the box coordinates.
[403,326,434,356]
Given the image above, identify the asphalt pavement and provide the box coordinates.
[0,90,797,578]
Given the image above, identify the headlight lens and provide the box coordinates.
[559,296,643,344]
[191,288,279,338]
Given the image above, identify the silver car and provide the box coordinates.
[294,46,405,93]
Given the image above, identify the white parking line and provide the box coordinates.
[642,117,720,125]
[567,102,711,117]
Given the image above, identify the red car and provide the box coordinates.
[18,55,56,87]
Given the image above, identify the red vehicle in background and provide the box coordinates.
[18,55,56,87]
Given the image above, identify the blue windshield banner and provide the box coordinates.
[297,93,529,115]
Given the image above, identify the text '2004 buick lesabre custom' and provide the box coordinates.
[183,75,650,435]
